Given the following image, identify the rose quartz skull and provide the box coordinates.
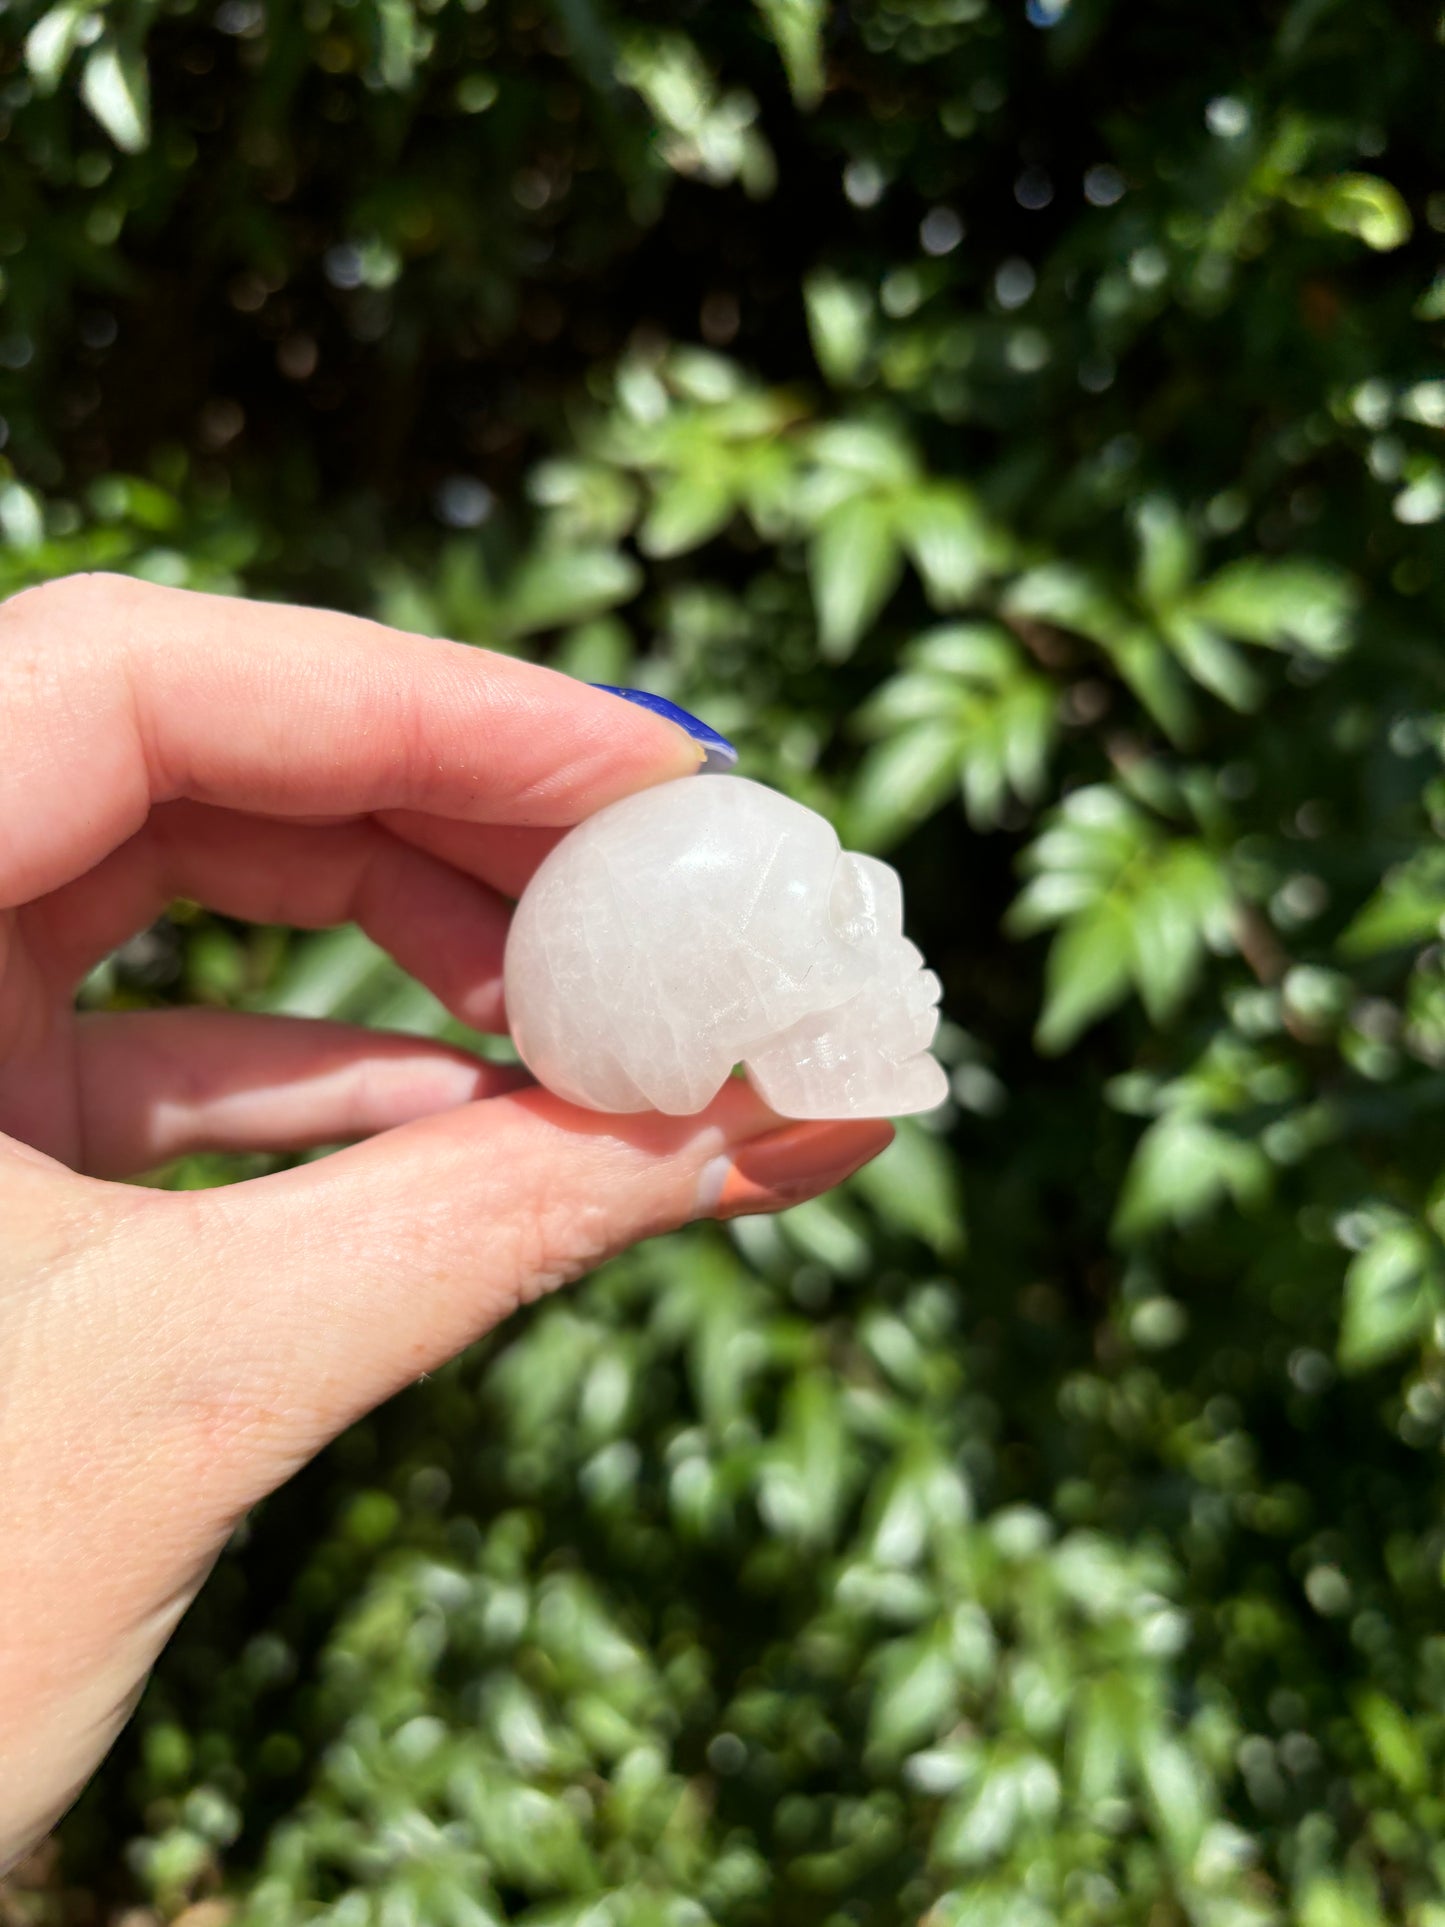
[503,776,947,1119]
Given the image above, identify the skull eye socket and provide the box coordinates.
[828,854,880,944]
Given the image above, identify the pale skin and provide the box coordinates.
[0,573,893,1871]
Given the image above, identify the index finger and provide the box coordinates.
[0,574,704,907]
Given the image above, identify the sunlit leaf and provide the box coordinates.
[372,0,426,89]
[0,483,45,551]
[804,271,873,385]
[853,1121,966,1256]
[1355,1689,1428,1795]
[499,547,643,636]
[1136,1725,1209,1860]
[79,37,150,153]
[1036,900,1134,1053]
[1340,851,1445,957]
[899,484,999,608]
[868,1632,957,1757]
[1114,1112,1271,1240]
[638,476,736,557]
[809,497,904,659]
[1339,1218,1436,1373]
[848,720,961,850]
[755,0,826,108]
[1129,842,1232,1021]
[1188,557,1355,656]
[1134,496,1198,611]
[1161,614,1263,711]
[1313,172,1412,252]
[25,0,99,93]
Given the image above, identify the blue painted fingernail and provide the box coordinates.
[590,684,739,773]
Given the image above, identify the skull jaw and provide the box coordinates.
[746,1046,948,1120]
[525,970,947,1120]
[741,960,947,1120]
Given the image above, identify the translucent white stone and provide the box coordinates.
[504,775,948,1119]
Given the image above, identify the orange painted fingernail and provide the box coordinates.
[707,1119,894,1219]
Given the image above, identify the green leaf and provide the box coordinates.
[1136,1725,1209,1861]
[1355,1689,1429,1795]
[1188,558,1355,656]
[911,623,1018,681]
[809,497,904,659]
[867,1633,957,1758]
[756,1372,853,1547]
[1017,786,1231,1050]
[1071,1677,1140,1806]
[617,32,776,197]
[1107,624,1198,745]
[1004,571,1196,739]
[804,272,873,386]
[1002,562,1124,643]
[1313,172,1412,252]
[1008,786,1144,937]
[638,476,736,557]
[809,420,917,489]
[553,615,634,686]
[898,484,999,608]
[1129,843,1230,1021]
[755,0,826,108]
[1339,1220,1435,1373]
[855,624,1057,835]
[935,1754,1058,1868]
[372,0,426,90]
[1113,1112,1270,1241]
[1340,853,1445,957]
[25,1,98,93]
[934,1772,1023,1869]
[1036,901,1134,1053]
[80,38,150,153]
[855,667,961,731]
[0,483,45,551]
[499,547,642,637]
[1134,496,1198,611]
[1299,1881,1394,1927]
[781,1191,874,1276]
[1161,614,1263,711]
[847,720,961,851]
[258,927,400,1022]
[853,1121,966,1256]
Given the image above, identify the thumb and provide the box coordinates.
[0,1095,890,1865]
[147,1085,892,1505]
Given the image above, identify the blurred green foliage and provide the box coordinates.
[4,0,1445,1922]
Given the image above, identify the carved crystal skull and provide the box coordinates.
[503,775,947,1118]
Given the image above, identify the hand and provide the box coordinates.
[0,574,893,1869]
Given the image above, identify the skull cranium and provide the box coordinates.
[503,776,947,1118]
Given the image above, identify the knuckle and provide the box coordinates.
[504,1193,617,1310]
[0,573,144,672]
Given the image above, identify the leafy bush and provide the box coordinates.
[4,1,1445,1922]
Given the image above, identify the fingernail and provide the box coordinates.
[701,1119,894,1218]
[590,684,738,773]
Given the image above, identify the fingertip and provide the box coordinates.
[700,1117,895,1219]
[587,685,738,773]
